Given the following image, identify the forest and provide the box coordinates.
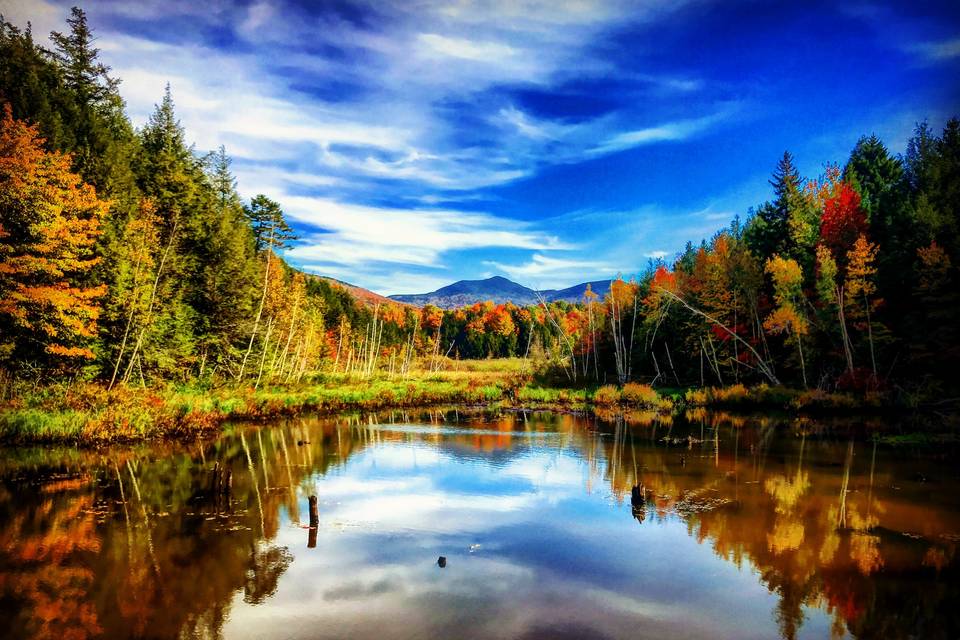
[2,8,959,406]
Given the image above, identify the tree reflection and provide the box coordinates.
[0,410,957,640]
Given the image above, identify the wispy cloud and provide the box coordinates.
[483,254,615,289]
[84,0,729,188]
[279,197,568,293]
[35,0,733,292]
[10,0,957,295]
[907,37,960,62]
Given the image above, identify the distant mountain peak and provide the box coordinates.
[389,276,611,308]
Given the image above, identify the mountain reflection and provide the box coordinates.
[0,410,957,639]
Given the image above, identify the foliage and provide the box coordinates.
[1,9,959,412]
[0,106,108,369]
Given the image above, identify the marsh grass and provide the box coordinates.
[683,384,865,411]
[0,359,897,444]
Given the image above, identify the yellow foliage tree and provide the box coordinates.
[0,106,108,368]
[764,255,809,386]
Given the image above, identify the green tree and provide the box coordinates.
[746,152,807,262]
[245,194,296,252]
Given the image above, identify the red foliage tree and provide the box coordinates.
[819,182,867,267]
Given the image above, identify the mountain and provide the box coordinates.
[546,279,612,303]
[389,276,613,308]
[390,276,540,307]
[311,275,414,308]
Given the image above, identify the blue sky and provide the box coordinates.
[6,0,960,294]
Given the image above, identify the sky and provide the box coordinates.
[4,0,960,295]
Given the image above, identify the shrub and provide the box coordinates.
[685,388,708,406]
[592,385,621,405]
[621,383,659,407]
[711,384,749,404]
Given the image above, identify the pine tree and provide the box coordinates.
[746,152,806,261]
[244,194,296,252]
[845,135,913,325]
[126,86,204,379]
[50,8,119,106]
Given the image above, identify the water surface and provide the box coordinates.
[1,410,958,639]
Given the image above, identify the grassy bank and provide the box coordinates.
[0,361,918,444]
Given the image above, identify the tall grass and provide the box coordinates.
[0,359,888,444]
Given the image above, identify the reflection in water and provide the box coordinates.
[0,410,958,639]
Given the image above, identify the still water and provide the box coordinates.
[1,409,958,639]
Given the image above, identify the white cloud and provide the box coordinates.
[280,197,569,293]
[84,1,724,202]
[484,253,615,289]
[644,250,668,260]
[588,108,736,156]
[6,0,738,293]
[907,37,960,62]
[0,0,62,45]
[281,197,565,255]
[417,33,519,62]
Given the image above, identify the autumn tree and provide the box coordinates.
[844,235,883,381]
[819,181,868,270]
[238,195,296,382]
[764,255,809,386]
[0,106,108,371]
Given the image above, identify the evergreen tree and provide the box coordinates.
[746,152,807,261]
[245,194,296,252]
[192,148,259,375]
[48,7,136,200]
[127,86,205,378]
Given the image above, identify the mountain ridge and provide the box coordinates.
[389,276,612,308]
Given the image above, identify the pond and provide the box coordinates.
[1,409,958,639]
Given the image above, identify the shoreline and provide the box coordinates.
[1,376,950,446]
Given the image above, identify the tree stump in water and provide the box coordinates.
[631,484,646,524]
[308,495,319,548]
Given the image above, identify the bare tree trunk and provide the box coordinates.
[254,317,274,390]
[700,345,704,387]
[535,292,577,381]
[239,237,275,382]
[664,341,680,386]
[109,231,150,390]
[837,286,855,378]
[864,293,877,381]
[658,288,779,385]
[796,332,807,389]
[121,221,179,386]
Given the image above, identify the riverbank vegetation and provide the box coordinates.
[2,10,959,443]
[0,358,910,444]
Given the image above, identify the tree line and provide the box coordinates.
[2,9,958,397]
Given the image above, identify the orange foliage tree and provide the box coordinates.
[0,106,108,369]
